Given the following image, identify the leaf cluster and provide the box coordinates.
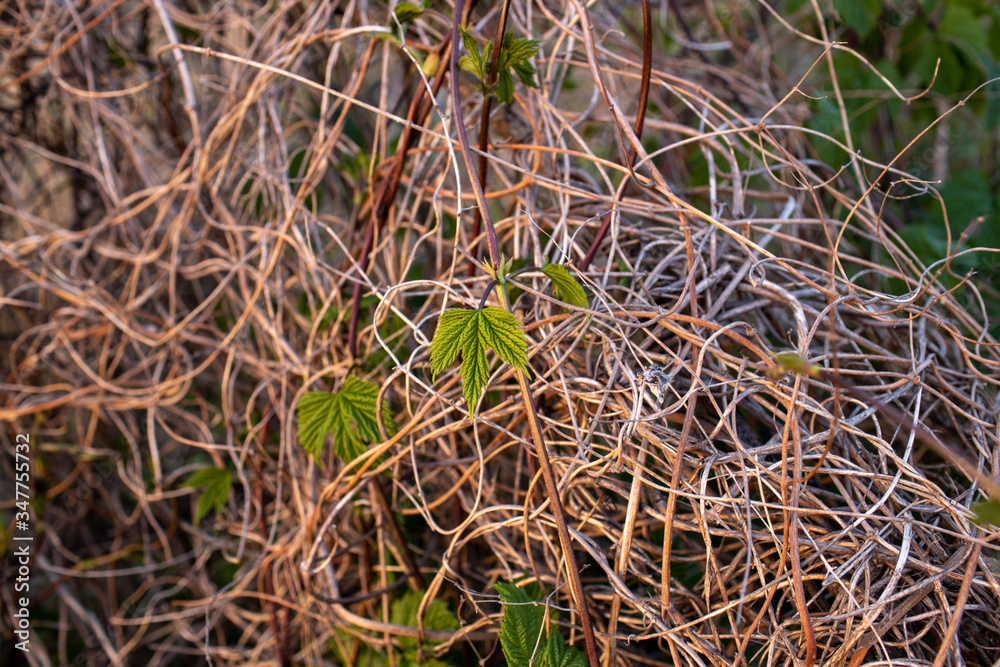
[494,582,585,667]
[459,29,541,105]
[297,375,397,463]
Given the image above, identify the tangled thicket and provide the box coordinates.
[2,1,999,666]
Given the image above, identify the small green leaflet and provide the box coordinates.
[297,375,397,463]
[541,263,588,309]
[183,466,232,523]
[391,2,425,26]
[459,28,486,77]
[458,29,541,105]
[495,581,585,667]
[430,307,528,409]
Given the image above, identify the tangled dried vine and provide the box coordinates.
[2,1,998,666]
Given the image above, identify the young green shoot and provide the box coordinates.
[459,29,541,105]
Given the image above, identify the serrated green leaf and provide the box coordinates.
[459,29,490,85]
[430,307,527,409]
[459,30,539,105]
[833,0,881,38]
[973,499,1000,527]
[496,70,515,105]
[541,264,588,309]
[479,307,529,372]
[512,60,538,88]
[542,625,586,667]
[495,582,548,667]
[495,580,584,667]
[183,466,232,523]
[430,308,472,378]
[297,375,397,463]
[460,315,490,409]
[460,27,481,61]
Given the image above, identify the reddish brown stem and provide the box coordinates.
[467,0,512,276]
[579,0,652,272]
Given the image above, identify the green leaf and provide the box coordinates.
[481,41,496,78]
[833,0,882,38]
[543,626,587,667]
[512,60,538,87]
[459,29,490,85]
[331,591,457,667]
[297,375,397,463]
[430,307,528,409]
[496,70,515,106]
[541,264,588,309]
[495,582,548,667]
[430,309,470,377]
[460,27,481,61]
[459,54,480,77]
[459,30,540,105]
[973,499,1000,527]
[183,467,233,523]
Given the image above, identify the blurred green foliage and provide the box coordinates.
[329,589,459,666]
[797,0,999,327]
